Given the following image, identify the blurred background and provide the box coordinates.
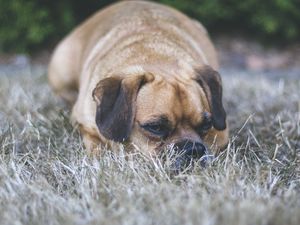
[0,0,299,70]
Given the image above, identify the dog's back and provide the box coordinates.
[48,1,218,103]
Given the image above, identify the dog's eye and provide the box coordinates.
[141,123,169,137]
[196,112,213,136]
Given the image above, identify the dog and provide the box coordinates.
[48,1,229,166]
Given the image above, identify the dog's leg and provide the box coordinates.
[75,121,103,156]
[82,132,102,156]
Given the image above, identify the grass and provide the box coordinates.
[0,65,299,225]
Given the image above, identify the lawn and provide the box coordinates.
[0,64,299,225]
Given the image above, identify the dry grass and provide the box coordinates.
[0,65,299,225]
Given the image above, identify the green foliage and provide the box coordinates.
[1,0,69,52]
[0,0,112,53]
[0,0,299,53]
[158,0,300,43]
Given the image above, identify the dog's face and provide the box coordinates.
[92,65,228,167]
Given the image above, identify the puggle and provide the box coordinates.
[48,1,229,169]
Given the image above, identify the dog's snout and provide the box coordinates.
[166,139,213,173]
[174,140,207,159]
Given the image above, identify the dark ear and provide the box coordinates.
[92,74,153,142]
[195,66,226,130]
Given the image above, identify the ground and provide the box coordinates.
[0,53,299,225]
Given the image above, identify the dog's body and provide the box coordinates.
[48,1,228,158]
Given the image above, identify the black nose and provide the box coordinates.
[174,140,207,159]
[168,140,212,172]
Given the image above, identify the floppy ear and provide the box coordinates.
[195,65,226,130]
[92,74,153,142]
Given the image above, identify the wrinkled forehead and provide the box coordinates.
[136,77,209,125]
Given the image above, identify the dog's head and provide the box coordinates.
[92,65,228,168]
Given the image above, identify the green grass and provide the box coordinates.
[0,66,299,225]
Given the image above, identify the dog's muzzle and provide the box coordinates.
[166,139,214,172]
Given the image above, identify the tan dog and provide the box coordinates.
[48,1,229,162]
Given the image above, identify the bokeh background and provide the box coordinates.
[0,0,300,71]
[0,0,299,53]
